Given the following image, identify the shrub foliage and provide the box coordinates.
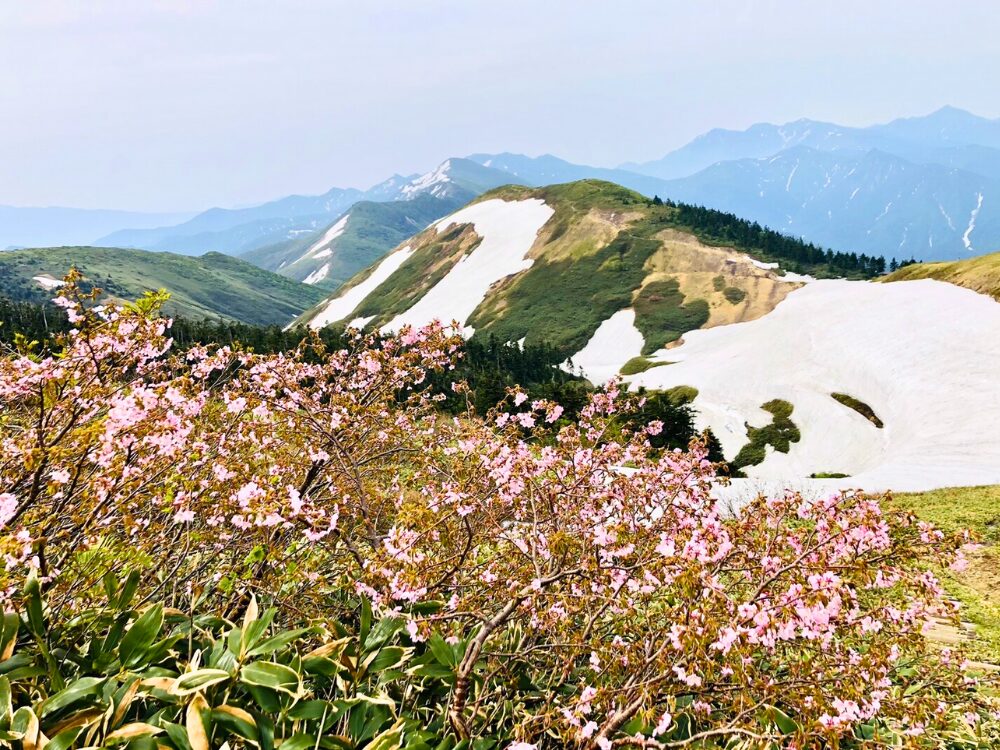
[0,279,997,748]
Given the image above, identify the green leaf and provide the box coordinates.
[23,572,44,637]
[256,710,275,750]
[119,604,164,668]
[163,720,193,750]
[0,612,19,660]
[240,661,301,696]
[302,656,340,678]
[246,627,313,658]
[116,571,142,609]
[241,609,276,657]
[365,616,403,652]
[277,733,317,750]
[426,634,456,668]
[174,668,232,695]
[0,676,11,728]
[246,685,282,714]
[365,646,411,674]
[211,705,258,742]
[39,676,106,718]
[45,726,84,750]
[287,700,333,721]
[768,706,799,735]
[360,598,373,646]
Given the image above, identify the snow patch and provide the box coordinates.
[313,249,333,259]
[303,263,330,285]
[302,214,349,260]
[938,203,956,231]
[962,192,983,251]
[347,315,374,329]
[307,245,416,329]
[625,279,1000,493]
[785,162,799,192]
[33,275,64,290]
[564,309,645,383]
[401,160,453,199]
[383,198,554,333]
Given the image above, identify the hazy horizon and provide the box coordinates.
[3,1,999,212]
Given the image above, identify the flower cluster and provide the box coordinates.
[0,282,995,748]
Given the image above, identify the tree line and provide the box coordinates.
[651,196,918,279]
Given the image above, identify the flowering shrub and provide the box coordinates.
[1,281,997,748]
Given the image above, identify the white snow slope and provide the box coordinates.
[566,309,644,382]
[619,279,1000,494]
[304,245,415,330]
[384,198,553,333]
[300,214,349,261]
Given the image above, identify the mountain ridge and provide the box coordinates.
[0,246,326,325]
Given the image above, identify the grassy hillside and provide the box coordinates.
[0,246,326,325]
[893,485,1000,663]
[243,194,462,290]
[883,251,1000,301]
[312,180,823,362]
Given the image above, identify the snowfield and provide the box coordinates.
[305,245,416,330]
[301,214,349,260]
[33,275,64,290]
[618,279,1000,493]
[565,309,644,382]
[383,198,554,333]
[302,263,329,285]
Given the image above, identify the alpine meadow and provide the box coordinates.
[2,3,1000,750]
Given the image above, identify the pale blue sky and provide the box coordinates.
[2,0,998,211]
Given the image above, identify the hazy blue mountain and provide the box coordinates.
[396,157,530,202]
[658,146,998,260]
[465,153,673,197]
[0,205,196,251]
[95,187,365,253]
[625,107,1000,181]
[95,158,522,258]
[242,193,463,290]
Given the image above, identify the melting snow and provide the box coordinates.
[962,192,983,251]
[624,279,1000,493]
[33,275,64,290]
[303,263,330,285]
[401,160,453,199]
[301,214,349,260]
[565,309,645,383]
[383,198,554,333]
[313,249,333,259]
[784,162,799,192]
[347,315,374,329]
[938,203,956,231]
[307,245,416,329]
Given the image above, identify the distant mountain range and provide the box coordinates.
[5,107,1000,265]
[294,180,1000,492]
[0,206,196,251]
[624,107,1000,260]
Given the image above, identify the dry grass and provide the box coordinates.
[883,253,1000,301]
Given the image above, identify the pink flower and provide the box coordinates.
[50,468,71,484]
[0,493,17,529]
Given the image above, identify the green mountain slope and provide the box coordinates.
[0,247,326,325]
[882,251,1000,301]
[243,194,463,290]
[297,179,857,360]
